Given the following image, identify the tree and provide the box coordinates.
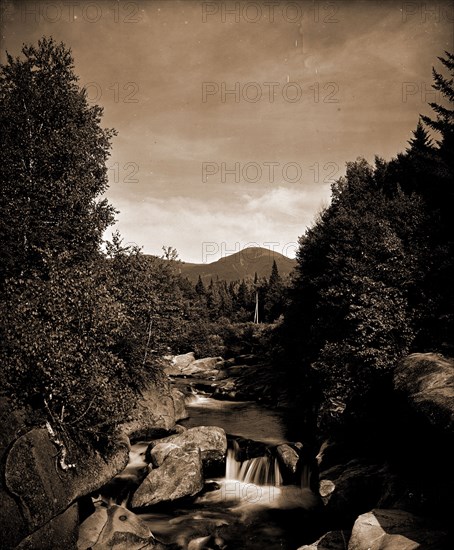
[420,51,454,158]
[0,37,116,281]
[161,246,179,261]
[195,275,206,296]
[263,260,285,322]
[0,38,132,445]
[282,159,422,428]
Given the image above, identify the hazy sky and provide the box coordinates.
[1,0,452,262]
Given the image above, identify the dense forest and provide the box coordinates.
[1,38,453,451]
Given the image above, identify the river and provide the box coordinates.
[105,383,324,549]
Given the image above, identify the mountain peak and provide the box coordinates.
[178,246,296,283]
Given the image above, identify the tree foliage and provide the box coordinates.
[281,52,454,430]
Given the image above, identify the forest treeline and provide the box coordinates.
[0,38,452,442]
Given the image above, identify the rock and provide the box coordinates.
[5,427,129,532]
[276,443,300,477]
[149,442,181,467]
[131,447,203,507]
[319,479,336,505]
[394,353,454,437]
[16,503,79,549]
[174,352,197,368]
[320,460,398,525]
[172,388,188,421]
[348,509,449,550]
[298,530,349,549]
[148,426,227,466]
[78,502,165,549]
[121,377,178,439]
[181,357,224,376]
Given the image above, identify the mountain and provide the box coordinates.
[175,247,297,283]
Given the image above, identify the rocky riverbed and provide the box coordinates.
[1,352,453,548]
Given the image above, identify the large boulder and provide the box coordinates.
[16,503,79,550]
[320,460,400,525]
[5,427,129,533]
[147,426,227,466]
[394,353,454,437]
[78,502,165,549]
[348,509,449,550]
[121,377,179,439]
[131,447,203,508]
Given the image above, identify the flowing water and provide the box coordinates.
[107,384,323,549]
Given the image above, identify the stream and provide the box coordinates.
[105,381,323,549]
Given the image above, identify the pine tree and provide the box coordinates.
[195,275,206,296]
[420,51,454,158]
[406,119,434,154]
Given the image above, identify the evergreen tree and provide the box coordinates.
[195,275,206,296]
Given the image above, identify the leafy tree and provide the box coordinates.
[282,159,424,428]
[0,37,116,281]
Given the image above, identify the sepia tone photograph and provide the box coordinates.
[0,0,453,548]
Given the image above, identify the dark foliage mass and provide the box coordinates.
[279,52,454,430]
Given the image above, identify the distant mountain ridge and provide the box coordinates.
[175,247,297,283]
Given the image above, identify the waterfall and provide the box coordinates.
[225,446,283,487]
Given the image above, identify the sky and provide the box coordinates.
[1,0,453,262]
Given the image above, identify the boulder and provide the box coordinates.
[148,426,227,466]
[16,503,79,550]
[348,509,449,550]
[165,352,196,375]
[181,357,224,376]
[173,352,197,368]
[131,447,203,507]
[121,377,178,439]
[5,427,129,532]
[172,388,188,421]
[394,353,454,437]
[320,460,399,525]
[298,530,349,549]
[276,443,300,477]
[78,502,165,549]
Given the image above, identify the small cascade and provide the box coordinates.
[225,446,283,487]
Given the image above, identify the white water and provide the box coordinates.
[225,446,283,487]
